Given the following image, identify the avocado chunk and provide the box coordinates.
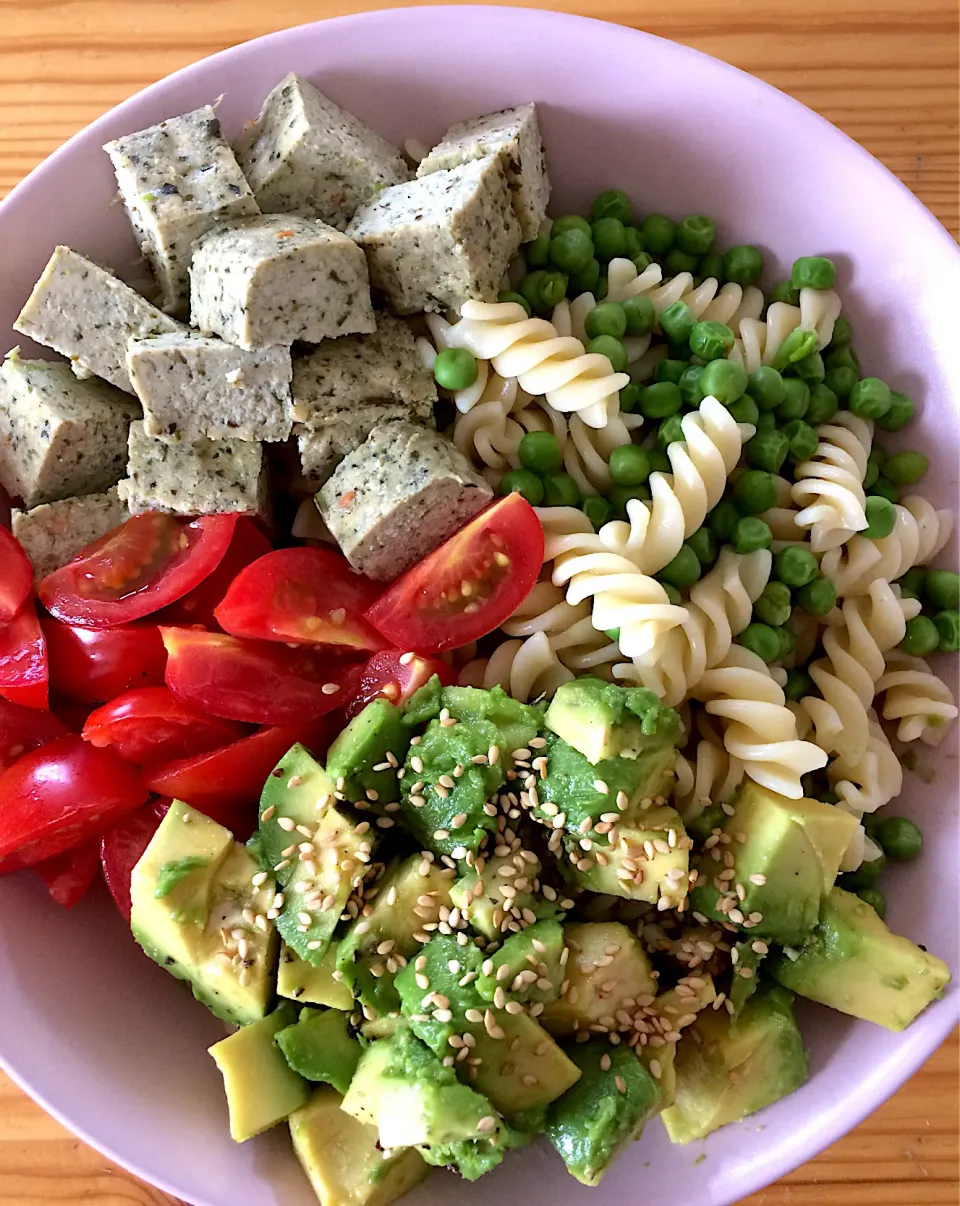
[395,934,581,1116]
[209,1003,310,1142]
[326,699,409,810]
[290,1085,428,1206]
[440,685,544,754]
[546,1038,662,1185]
[276,1008,362,1092]
[728,939,766,1016]
[637,975,718,1108]
[449,837,556,941]
[337,853,454,1018]
[690,781,859,945]
[768,887,951,1031]
[540,922,657,1038]
[131,800,277,1026]
[257,743,338,870]
[565,804,691,907]
[545,676,681,765]
[661,984,807,1143]
[476,918,564,1005]
[279,942,354,1009]
[342,1024,509,1179]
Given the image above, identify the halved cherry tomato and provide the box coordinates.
[161,627,363,725]
[365,495,543,654]
[0,527,33,623]
[0,696,68,772]
[42,617,167,704]
[100,806,162,921]
[38,512,239,628]
[34,840,100,908]
[214,546,387,652]
[158,517,272,628]
[0,602,49,709]
[0,735,147,869]
[82,686,248,767]
[347,650,453,719]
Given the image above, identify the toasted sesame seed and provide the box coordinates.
[376,817,395,829]
[321,683,340,695]
[593,779,610,794]
[411,756,424,773]
[261,805,276,821]
[488,745,500,765]
[277,816,296,832]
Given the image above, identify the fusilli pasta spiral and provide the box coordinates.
[875,650,959,745]
[673,712,745,822]
[604,259,765,331]
[729,287,841,374]
[790,413,873,551]
[827,711,904,816]
[501,580,621,674]
[458,631,574,702]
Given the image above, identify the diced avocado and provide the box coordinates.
[257,743,337,870]
[290,1085,428,1206]
[540,922,657,1038]
[326,699,409,809]
[342,1024,508,1180]
[439,684,544,755]
[545,676,681,764]
[637,975,717,1108]
[690,781,859,945]
[131,801,277,1026]
[729,939,766,1016]
[276,1008,362,1093]
[403,675,444,727]
[208,1004,310,1142]
[395,934,581,1116]
[546,1038,661,1185]
[661,984,807,1143]
[476,918,564,1005]
[337,854,453,1018]
[450,841,554,941]
[768,887,951,1031]
[279,942,354,1009]
[564,806,691,908]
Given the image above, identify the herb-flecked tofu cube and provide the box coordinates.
[11,487,129,578]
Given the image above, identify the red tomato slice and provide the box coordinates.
[0,602,49,710]
[100,806,163,921]
[0,526,33,623]
[0,697,68,772]
[158,517,272,628]
[214,546,387,652]
[347,650,453,719]
[0,735,147,869]
[37,512,239,628]
[42,617,167,704]
[34,840,100,908]
[161,627,363,725]
[82,686,248,767]
[365,495,543,653]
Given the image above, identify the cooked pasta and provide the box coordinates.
[828,712,904,817]
[759,474,805,544]
[458,631,574,702]
[501,579,621,674]
[673,711,745,822]
[604,259,765,330]
[875,650,959,745]
[790,413,873,551]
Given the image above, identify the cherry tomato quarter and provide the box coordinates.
[34,840,100,908]
[100,806,162,921]
[42,617,167,703]
[158,517,272,628]
[82,686,247,767]
[347,650,453,719]
[0,696,68,772]
[0,602,49,709]
[0,526,33,623]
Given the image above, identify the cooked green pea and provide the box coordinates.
[690,320,735,362]
[594,269,607,302]
[849,377,892,420]
[839,852,886,890]
[609,483,651,513]
[754,581,793,627]
[699,358,748,404]
[623,226,645,262]
[679,365,705,408]
[542,472,581,508]
[629,252,653,274]
[795,575,836,616]
[934,610,960,652]
[604,627,621,642]
[825,344,860,374]
[584,302,628,340]
[526,229,551,267]
[868,476,899,503]
[745,429,790,474]
[687,527,718,569]
[658,544,702,589]
[549,228,595,275]
[791,256,836,290]
[723,244,763,286]
[820,791,840,806]
[582,494,613,530]
[587,334,627,372]
[747,366,787,412]
[774,545,818,588]
[570,258,602,295]
[925,569,960,610]
[755,412,777,432]
[775,378,810,423]
[665,246,699,275]
[876,816,923,862]
[658,414,686,448]
[551,215,592,239]
[687,804,726,841]
[498,469,544,505]
[731,517,772,554]
[897,567,926,600]
[640,213,675,255]
[698,252,725,281]
[828,316,853,348]
[857,888,887,919]
[609,445,651,487]
[498,290,532,316]
[782,419,819,462]
[518,430,561,475]
[590,189,632,225]
[784,668,815,701]
[660,300,697,345]
[738,621,781,662]
[733,469,778,515]
[792,351,825,383]
[639,381,683,419]
[729,396,760,425]
[592,217,628,262]
[655,358,688,385]
[806,382,839,425]
[647,448,671,475]
[769,280,800,306]
[619,382,643,414]
[676,214,716,256]
[772,328,817,372]
[708,500,741,543]
[863,496,896,540]
[621,295,655,336]
[661,581,682,606]
[433,347,479,391]
[519,270,548,312]
[539,271,569,309]
[900,615,939,657]
[824,366,857,400]
[875,389,915,432]
[884,450,929,485]
[775,625,797,660]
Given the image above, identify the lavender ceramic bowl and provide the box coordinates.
[0,8,957,1206]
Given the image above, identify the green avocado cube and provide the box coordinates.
[439,684,544,754]
[326,698,409,809]
[278,941,353,1009]
[545,676,681,764]
[275,1007,362,1093]
[566,805,691,908]
[728,939,766,1016]
[476,918,565,1005]
[256,743,337,872]
[449,845,554,941]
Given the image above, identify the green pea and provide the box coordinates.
[700,358,748,404]
[825,344,861,374]
[806,382,839,425]
[857,887,887,919]
[590,189,632,225]
[828,316,853,348]
[690,320,735,362]
[542,472,581,508]
[623,226,645,262]
[687,804,726,841]
[731,517,772,554]
[549,228,595,275]
[592,217,628,262]
[868,477,899,503]
[733,469,778,515]
[900,615,939,657]
[784,668,815,701]
[792,351,825,383]
[819,791,840,806]
[609,483,651,513]
[661,581,682,606]
[587,334,627,373]
[776,378,811,422]
[433,347,479,391]
[655,358,687,385]
[660,300,697,346]
[620,295,655,337]
[664,246,699,275]
[519,270,549,313]
[595,269,609,302]
[640,213,675,255]
[679,365,705,408]
[658,414,686,448]
[772,328,817,372]
[849,377,892,420]
[775,625,797,660]
[774,545,818,588]
[551,215,592,239]
[795,575,836,617]
[698,252,725,281]
[745,429,790,474]
[934,609,960,652]
[839,852,886,891]
[755,412,777,432]
[862,496,896,540]
[518,430,561,475]
[639,381,683,419]
[570,258,602,295]
[769,280,800,306]
[728,396,760,425]
[498,290,532,316]
[747,366,787,412]
[754,581,793,627]
[884,450,929,486]
[609,445,651,487]
[723,244,763,286]
[647,448,671,475]
[926,570,960,610]
[875,389,915,432]
[604,627,621,642]
[897,568,927,600]
[676,214,716,256]
[686,527,718,569]
[791,256,837,290]
[782,418,819,463]
[824,366,857,400]
[738,621,782,662]
[876,816,923,862]
[708,500,741,543]
[582,494,613,530]
[498,469,544,506]
[539,271,569,309]
[584,302,628,341]
[525,229,551,267]
[619,382,643,414]
[629,252,654,274]
[658,543,702,589]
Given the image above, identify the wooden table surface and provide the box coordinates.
[0,1,956,1204]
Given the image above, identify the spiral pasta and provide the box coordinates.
[790,413,873,551]
[501,580,621,675]
[604,259,765,332]
[729,287,841,375]
[875,650,959,745]
[458,631,574,703]
[673,711,745,822]
[760,474,805,544]
[827,712,903,817]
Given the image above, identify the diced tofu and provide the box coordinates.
[11,487,128,578]
[13,247,184,394]
[126,330,293,443]
[189,215,375,349]
[234,73,411,228]
[118,420,265,516]
[0,352,140,508]
[417,103,550,241]
[296,401,432,488]
[104,106,259,316]
[318,421,492,580]
[346,156,521,313]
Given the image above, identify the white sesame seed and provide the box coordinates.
[321,683,340,695]
[261,805,276,821]
[277,816,296,832]
[593,779,610,794]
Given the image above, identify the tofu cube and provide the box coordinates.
[14,247,184,394]
[0,352,140,509]
[118,420,265,516]
[318,422,492,581]
[417,104,550,242]
[234,73,411,228]
[190,215,375,349]
[346,156,521,313]
[297,399,433,488]
[12,488,128,578]
[103,106,260,316]
[127,331,293,443]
